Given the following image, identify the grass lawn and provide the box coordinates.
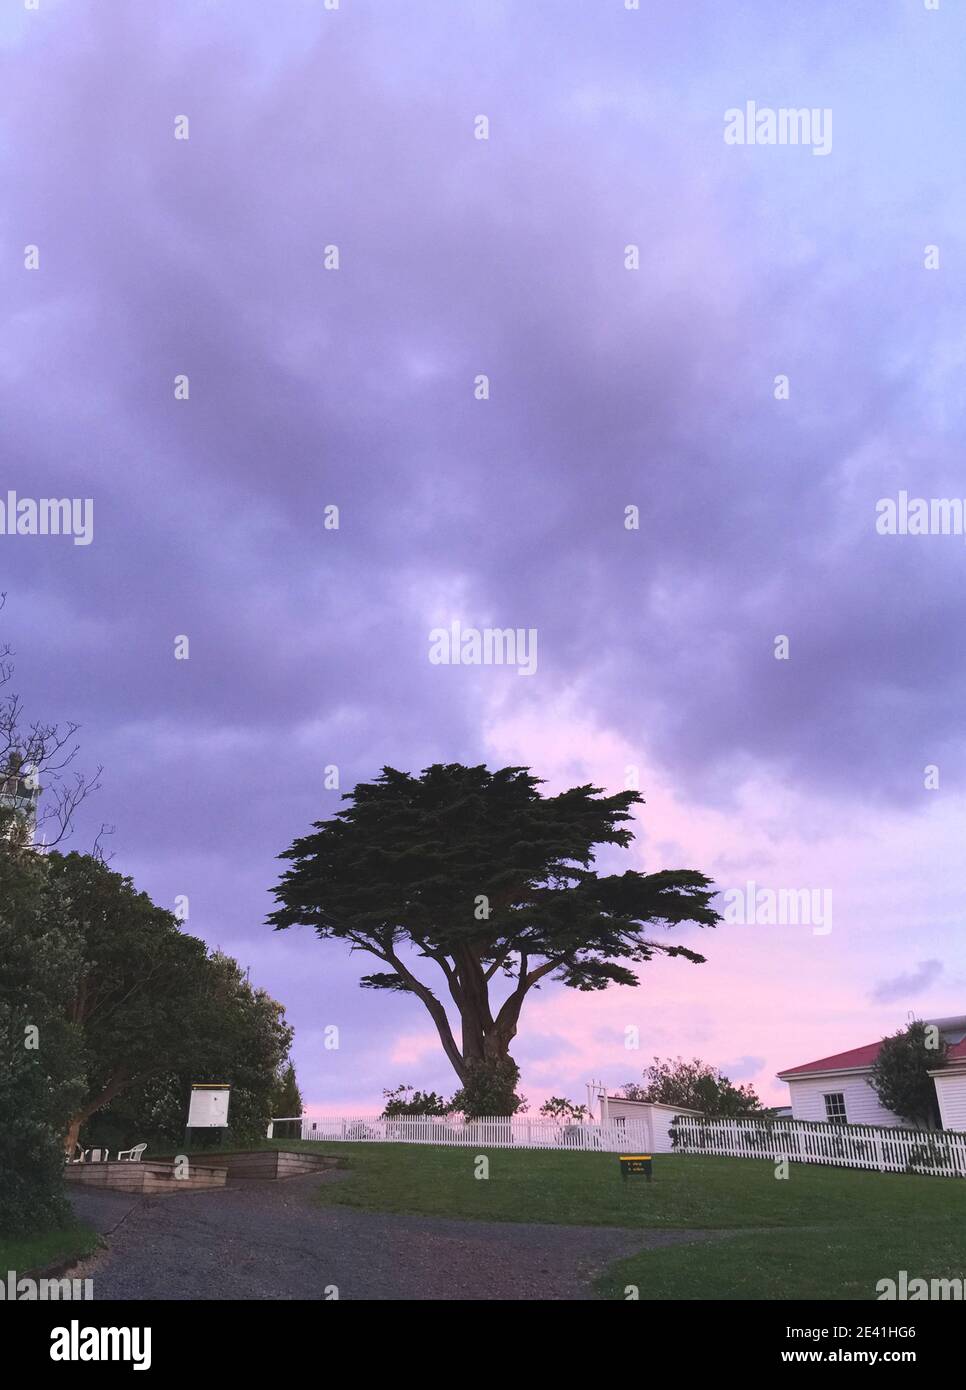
[306,1142,966,1228]
[0,1223,99,1275]
[275,1141,966,1299]
[596,1222,966,1301]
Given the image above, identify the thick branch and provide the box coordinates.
[354,936,467,1083]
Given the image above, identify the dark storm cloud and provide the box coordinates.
[2,0,964,1101]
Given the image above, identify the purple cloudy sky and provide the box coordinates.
[2,1,965,1112]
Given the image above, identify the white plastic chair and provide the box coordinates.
[117,1142,147,1162]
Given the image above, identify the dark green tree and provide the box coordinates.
[0,842,85,1233]
[870,1021,946,1128]
[622,1056,763,1117]
[46,852,213,1152]
[190,951,294,1142]
[0,604,107,1229]
[84,952,294,1148]
[449,1058,528,1116]
[85,1070,186,1152]
[380,1085,451,1117]
[269,763,719,1115]
[271,1061,304,1121]
[540,1096,588,1121]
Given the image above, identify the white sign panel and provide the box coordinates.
[187,1086,231,1128]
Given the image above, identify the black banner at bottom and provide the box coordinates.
[1,1299,958,1373]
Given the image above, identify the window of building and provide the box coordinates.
[823,1092,847,1124]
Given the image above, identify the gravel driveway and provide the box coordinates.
[69,1171,715,1301]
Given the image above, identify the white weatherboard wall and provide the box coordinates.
[786,1073,902,1127]
[933,1070,966,1132]
[598,1097,703,1153]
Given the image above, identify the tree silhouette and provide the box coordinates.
[270,763,720,1114]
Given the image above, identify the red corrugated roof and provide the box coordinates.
[779,1042,882,1076]
[779,1034,966,1077]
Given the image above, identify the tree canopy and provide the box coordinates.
[271,1061,304,1122]
[46,851,212,1152]
[380,1085,451,1117]
[0,614,295,1231]
[869,1020,945,1128]
[87,954,294,1149]
[539,1096,588,1122]
[270,763,720,1114]
[622,1056,763,1117]
[14,851,296,1157]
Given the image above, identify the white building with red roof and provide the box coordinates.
[777,1016,966,1131]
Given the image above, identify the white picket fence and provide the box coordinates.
[268,1114,651,1153]
[670,1114,966,1178]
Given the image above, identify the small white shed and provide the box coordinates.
[595,1093,703,1153]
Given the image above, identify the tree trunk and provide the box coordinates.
[62,1069,132,1154]
[459,1005,486,1069]
[64,1114,83,1157]
[482,1028,515,1063]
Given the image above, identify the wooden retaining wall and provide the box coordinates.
[183,1149,340,1179]
[64,1161,227,1194]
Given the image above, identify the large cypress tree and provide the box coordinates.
[269,764,719,1114]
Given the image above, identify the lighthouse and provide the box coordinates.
[0,753,41,847]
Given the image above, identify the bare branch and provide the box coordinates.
[91,822,116,863]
